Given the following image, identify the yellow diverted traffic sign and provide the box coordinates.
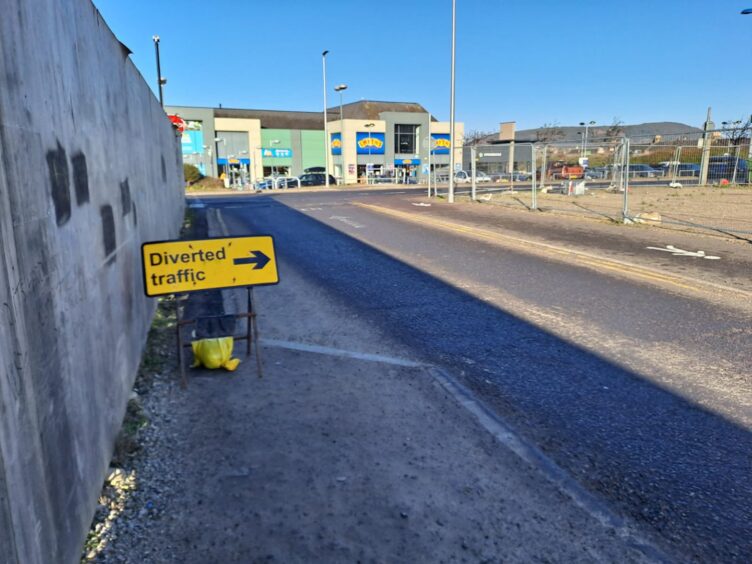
[141,236,279,297]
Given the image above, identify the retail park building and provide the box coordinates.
[165,101,464,184]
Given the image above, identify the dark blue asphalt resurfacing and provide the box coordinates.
[213,196,750,562]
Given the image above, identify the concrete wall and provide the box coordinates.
[0,1,184,563]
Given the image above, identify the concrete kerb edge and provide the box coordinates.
[209,206,668,562]
[425,366,669,563]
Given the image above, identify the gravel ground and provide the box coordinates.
[81,303,187,562]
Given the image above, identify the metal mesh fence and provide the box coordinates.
[449,133,752,237]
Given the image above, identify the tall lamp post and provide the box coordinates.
[152,35,166,107]
[364,122,375,184]
[579,120,595,159]
[334,84,348,185]
[424,133,434,196]
[448,0,457,203]
[322,50,331,188]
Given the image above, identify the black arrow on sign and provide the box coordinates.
[233,250,270,270]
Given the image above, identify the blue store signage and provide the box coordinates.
[331,133,342,155]
[181,130,204,155]
[394,158,421,165]
[217,157,251,165]
[356,132,385,155]
[262,148,293,158]
[431,133,451,155]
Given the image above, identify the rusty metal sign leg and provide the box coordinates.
[250,287,263,379]
[176,296,187,389]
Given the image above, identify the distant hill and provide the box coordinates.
[478,121,702,143]
[513,122,702,143]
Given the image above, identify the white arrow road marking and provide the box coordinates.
[646,245,721,260]
[330,216,365,229]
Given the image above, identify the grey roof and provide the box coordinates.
[169,100,436,130]
[470,121,702,145]
[213,107,325,130]
[329,100,434,121]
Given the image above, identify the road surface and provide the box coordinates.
[191,188,751,562]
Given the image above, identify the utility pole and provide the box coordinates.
[322,50,330,188]
[699,107,714,186]
[448,0,457,203]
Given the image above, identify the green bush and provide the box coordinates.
[183,163,203,184]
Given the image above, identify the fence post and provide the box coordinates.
[531,144,538,210]
[540,144,548,191]
[471,145,477,201]
[622,138,630,222]
[699,107,714,186]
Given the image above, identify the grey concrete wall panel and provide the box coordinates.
[464,144,533,172]
[290,130,303,176]
[215,131,249,160]
[379,111,430,176]
[0,1,184,562]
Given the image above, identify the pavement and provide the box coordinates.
[123,216,661,562]
[191,187,751,561]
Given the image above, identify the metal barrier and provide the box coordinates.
[452,134,751,237]
[273,176,301,189]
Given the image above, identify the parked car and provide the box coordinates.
[253,179,274,190]
[298,173,338,186]
[549,162,584,179]
[454,171,473,183]
[278,177,301,188]
[657,163,700,177]
[584,167,609,179]
[626,164,660,178]
[304,166,326,173]
[475,171,492,183]
[490,171,531,182]
[707,155,749,183]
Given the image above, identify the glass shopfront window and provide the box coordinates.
[394,124,418,154]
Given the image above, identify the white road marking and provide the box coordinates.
[330,215,365,229]
[299,207,323,212]
[646,245,721,260]
[260,339,423,367]
[412,202,432,207]
[188,199,205,209]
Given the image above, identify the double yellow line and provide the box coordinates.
[354,202,751,300]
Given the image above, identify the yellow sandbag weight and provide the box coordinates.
[191,337,241,371]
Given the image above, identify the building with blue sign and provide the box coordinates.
[165,101,463,185]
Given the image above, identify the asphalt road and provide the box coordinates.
[193,189,751,562]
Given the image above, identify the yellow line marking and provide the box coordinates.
[353,202,751,299]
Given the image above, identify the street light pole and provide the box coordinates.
[334,84,348,185]
[152,35,165,107]
[322,50,330,188]
[427,133,433,197]
[364,122,374,185]
[579,120,595,159]
[448,0,457,203]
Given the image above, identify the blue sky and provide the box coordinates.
[93,0,752,132]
